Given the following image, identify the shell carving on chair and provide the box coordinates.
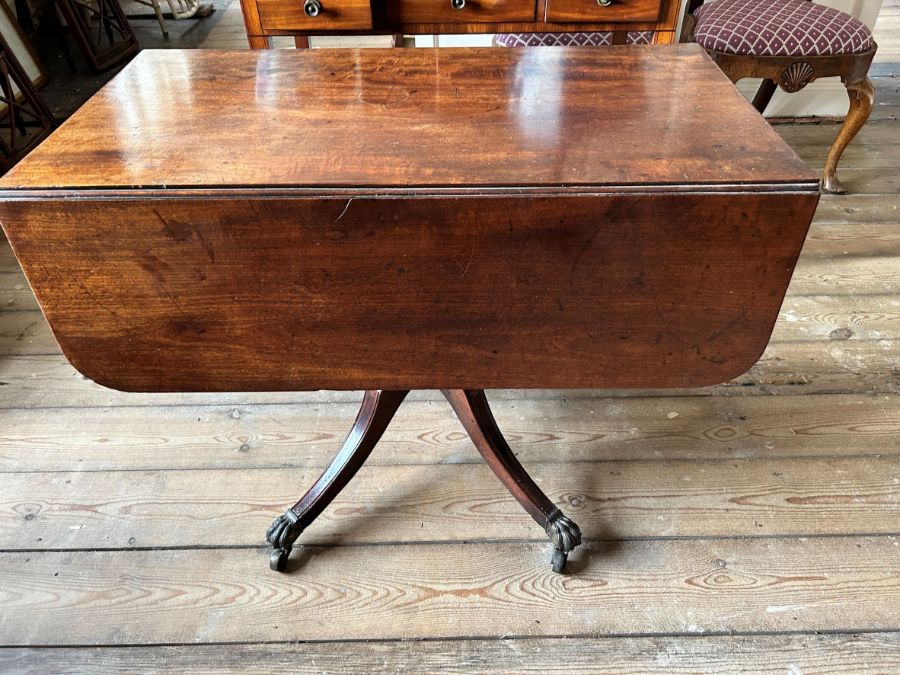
[779,62,816,92]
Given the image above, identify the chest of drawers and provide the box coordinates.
[240,0,682,48]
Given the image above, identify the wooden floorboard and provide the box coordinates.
[2,633,900,674]
[0,350,895,416]
[3,454,898,549]
[0,19,898,670]
[2,536,899,645]
[0,393,897,472]
[810,169,899,194]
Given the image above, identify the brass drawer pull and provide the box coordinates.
[450,0,465,10]
[304,0,322,16]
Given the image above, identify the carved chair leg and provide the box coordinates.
[442,389,582,573]
[751,79,778,114]
[266,389,409,571]
[822,77,875,195]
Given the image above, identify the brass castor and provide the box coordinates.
[546,513,581,574]
[266,509,303,573]
[270,547,290,572]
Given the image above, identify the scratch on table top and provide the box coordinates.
[333,197,355,225]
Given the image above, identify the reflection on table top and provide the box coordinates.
[0,45,816,192]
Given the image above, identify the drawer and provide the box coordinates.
[258,0,373,30]
[386,0,535,24]
[546,0,660,22]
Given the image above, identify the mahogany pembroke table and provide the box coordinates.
[0,46,819,574]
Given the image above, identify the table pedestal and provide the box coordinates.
[266,390,583,574]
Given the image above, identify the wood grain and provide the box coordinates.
[0,311,56,355]
[806,168,900,194]
[237,0,267,45]
[6,213,899,297]
[2,536,898,644]
[0,338,896,417]
[0,49,819,394]
[369,16,674,33]
[3,633,900,673]
[257,0,373,31]
[780,133,900,155]
[1,191,817,392]
[732,341,899,395]
[0,35,900,675]
[0,43,896,672]
[237,0,682,43]
[545,0,660,23]
[703,45,875,194]
[8,286,900,354]
[0,281,38,310]
[2,455,897,549]
[4,330,895,395]
[0,393,897,472]
[788,256,900,296]
[777,122,900,150]
[810,197,900,226]
[385,0,535,24]
[775,119,900,195]
[0,47,816,190]
[1,290,881,358]
[0,241,21,273]
[791,145,899,171]
[774,295,900,342]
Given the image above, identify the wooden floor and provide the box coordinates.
[1,7,900,673]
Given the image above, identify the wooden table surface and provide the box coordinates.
[0,46,819,393]
[0,46,815,190]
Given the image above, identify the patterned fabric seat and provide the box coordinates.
[693,0,873,57]
[494,31,653,47]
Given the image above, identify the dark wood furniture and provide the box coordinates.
[56,0,140,71]
[0,31,55,172]
[684,0,876,194]
[237,0,683,48]
[0,46,819,573]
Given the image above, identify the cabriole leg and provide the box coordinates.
[823,77,875,195]
[266,389,409,571]
[442,389,582,573]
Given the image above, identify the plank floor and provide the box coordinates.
[1,6,899,672]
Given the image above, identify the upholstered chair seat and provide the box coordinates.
[692,0,874,57]
[495,31,653,47]
[686,0,877,193]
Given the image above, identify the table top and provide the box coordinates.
[0,46,819,393]
[0,45,817,193]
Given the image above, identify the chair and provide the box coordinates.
[56,0,140,71]
[686,0,877,194]
[0,31,55,173]
[495,31,654,47]
[131,0,214,38]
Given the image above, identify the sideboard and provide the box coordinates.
[238,0,683,48]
